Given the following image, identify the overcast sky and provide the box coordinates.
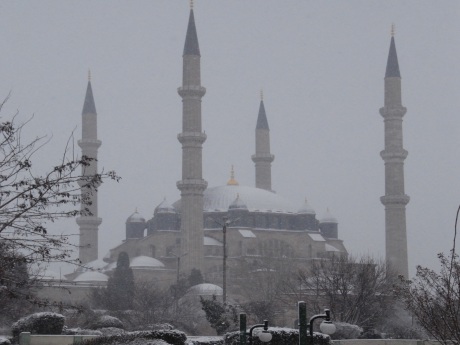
[1,1,459,276]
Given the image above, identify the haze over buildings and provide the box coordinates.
[0,1,459,276]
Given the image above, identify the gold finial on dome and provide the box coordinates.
[227,165,239,186]
[391,23,395,37]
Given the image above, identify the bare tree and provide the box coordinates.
[300,255,397,330]
[394,206,460,344]
[0,101,118,301]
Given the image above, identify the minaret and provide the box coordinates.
[379,27,409,277]
[76,71,102,264]
[251,91,275,191]
[176,5,207,273]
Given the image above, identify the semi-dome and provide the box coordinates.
[204,236,223,246]
[320,208,338,224]
[298,198,316,215]
[39,269,65,281]
[126,209,145,223]
[155,198,176,214]
[202,185,297,213]
[187,283,223,296]
[130,256,165,269]
[228,193,247,210]
[74,271,109,282]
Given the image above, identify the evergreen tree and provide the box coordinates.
[105,252,135,310]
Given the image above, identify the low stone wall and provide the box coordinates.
[333,340,439,345]
[19,332,99,345]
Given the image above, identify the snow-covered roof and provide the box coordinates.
[80,259,108,272]
[39,270,65,281]
[204,236,223,246]
[239,229,256,238]
[308,233,326,242]
[126,210,146,223]
[130,256,165,269]
[325,243,341,252]
[74,271,109,282]
[187,283,223,296]
[202,185,297,213]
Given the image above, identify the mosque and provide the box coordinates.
[39,6,409,301]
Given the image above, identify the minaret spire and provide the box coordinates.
[379,32,409,277]
[252,92,274,191]
[177,7,207,272]
[76,74,102,264]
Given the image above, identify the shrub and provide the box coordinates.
[11,312,65,337]
[187,336,224,345]
[92,315,124,330]
[330,322,362,340]
[82,330,187,345]
[62,327,103,336]
[0,336,11,345]
[224,327,331,345]
[98,328,126,337]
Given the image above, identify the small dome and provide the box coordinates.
[320,208,338,224]
[74,271,109,282]
[126,209,146,223]
[81,259,108,272]
[229,193,247,210]
[155,198,176,214]
[298,198,316,215]
[130,256,165,269]
[187,283,223,296]
[39,269,65,281]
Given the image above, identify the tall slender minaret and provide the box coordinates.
[76,72,102,264]
[176,5,207,273]
[251,91,275,191]
[379,27,410,277]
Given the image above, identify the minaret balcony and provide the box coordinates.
[78,139,102,149]
[177,179,208,193]
[177,86,206,98]
[380,195,410,206]
[380,149,408,162]
[379,106,407,119]
[251,153,275,163]
[178,132,207,145]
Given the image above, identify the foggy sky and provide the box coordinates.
[1,1,459,276]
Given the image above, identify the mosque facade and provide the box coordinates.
[56,7,410,295]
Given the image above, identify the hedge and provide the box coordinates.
[82,330,187,345]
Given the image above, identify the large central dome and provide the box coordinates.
[203,185,297,213]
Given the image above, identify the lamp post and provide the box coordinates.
[169,251,187,312]
[309,309,336,337]
[239,314,272,345]
[222,215,230,304]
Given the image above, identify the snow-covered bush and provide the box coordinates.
[92,315,124,330]
[224,327,331,345]
[81,330,187,345]
[98,327,126,336]
[62,327,103,336]
[329,322,363,339]
[0,336,11,345]
[11,312,65,337]
[187,336,223,345]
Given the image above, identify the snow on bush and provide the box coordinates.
[11,312,65,337]
[98,327,126,336]
[0,336,11,345]
[330,322,362,339]
[224,327,331,345]
[62,327,103,336]
[81,330,187,345]
[186,336,223,345]
[92,315,124,330]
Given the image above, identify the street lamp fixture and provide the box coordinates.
[309,309,336,337]
[248,320,272,345]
